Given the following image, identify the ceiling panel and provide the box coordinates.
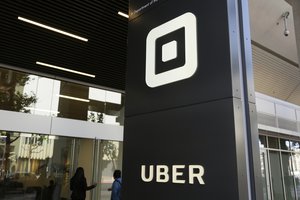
[286,85,300,105]
[249,0,299,64]
[1,1,300,106]
[253,44,300,104]
[0,0,128,91]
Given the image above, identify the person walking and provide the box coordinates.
[110,170,122,200]
[70,167,97,200]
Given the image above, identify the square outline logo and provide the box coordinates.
[145,12,198,88]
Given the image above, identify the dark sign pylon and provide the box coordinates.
[123,0,263,199]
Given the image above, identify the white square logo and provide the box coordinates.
[145,12,198,88]
[162,40,177,62]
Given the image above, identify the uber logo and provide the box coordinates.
[141,165,205,185]
[145,12,198,88]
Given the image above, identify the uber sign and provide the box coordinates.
[145,12,198,88]
[123,0,263,199]
[140,165,205,184]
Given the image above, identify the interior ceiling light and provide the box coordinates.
[118,11,129,18]
[58,94,90,103]
[36,61,96,78]
[18,16,88,42]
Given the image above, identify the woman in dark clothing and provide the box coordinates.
[70,167,97,200]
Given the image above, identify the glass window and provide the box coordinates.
[97,140,123,200]
[280,138,291,150]
[259,135,267,148]
[269,137,279,149]
[260,150,271,200]
[0,131,77,199]
[260,137,300,200]
[0,67,125,125]
[291,153,300,199]
[0,68,37,113]
[281,152,297,200]
[0,130,118,200]
[291,141,300,152]
[269,151,285,200]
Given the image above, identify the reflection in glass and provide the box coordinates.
[23,76,60,117]
[291,141,300,152]
[260,135,267,148]
[0,67,125,125]
[89,87,121,105]
[260,136,300,200]
[269,137,280,149]
[281,139,291,151]
[0,68,37,113]
[260,150,271,200]
[98,140,123,200]
[281,152,296,200]
[0,131,76,199]
[269,151,285,200]
[0,130,120,200]
[88,87,124,125]
[292,153,300,199]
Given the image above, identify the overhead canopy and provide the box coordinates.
[0,1,128,91]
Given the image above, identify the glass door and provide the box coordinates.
[97,140,123,200]
[0,131,77,200]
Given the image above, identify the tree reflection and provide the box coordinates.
[102,141,118,170]
[0,68,37,177]
[0,69,37,112]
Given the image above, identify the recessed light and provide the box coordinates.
[118,11,129,18]
[36,61,95,78]
[18,16,88,42]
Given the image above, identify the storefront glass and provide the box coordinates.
[0,130,123,200]
[260,135,300,200]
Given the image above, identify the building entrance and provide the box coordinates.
[0,131,123,200]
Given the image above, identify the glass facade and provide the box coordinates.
[0,67,125,125]
[0,130,123,200]
[0,64,124,200]
[260,135,300,200]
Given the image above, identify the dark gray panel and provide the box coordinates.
[125,0,233,117]
[122,98,239,200]
[124,0,263,199]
